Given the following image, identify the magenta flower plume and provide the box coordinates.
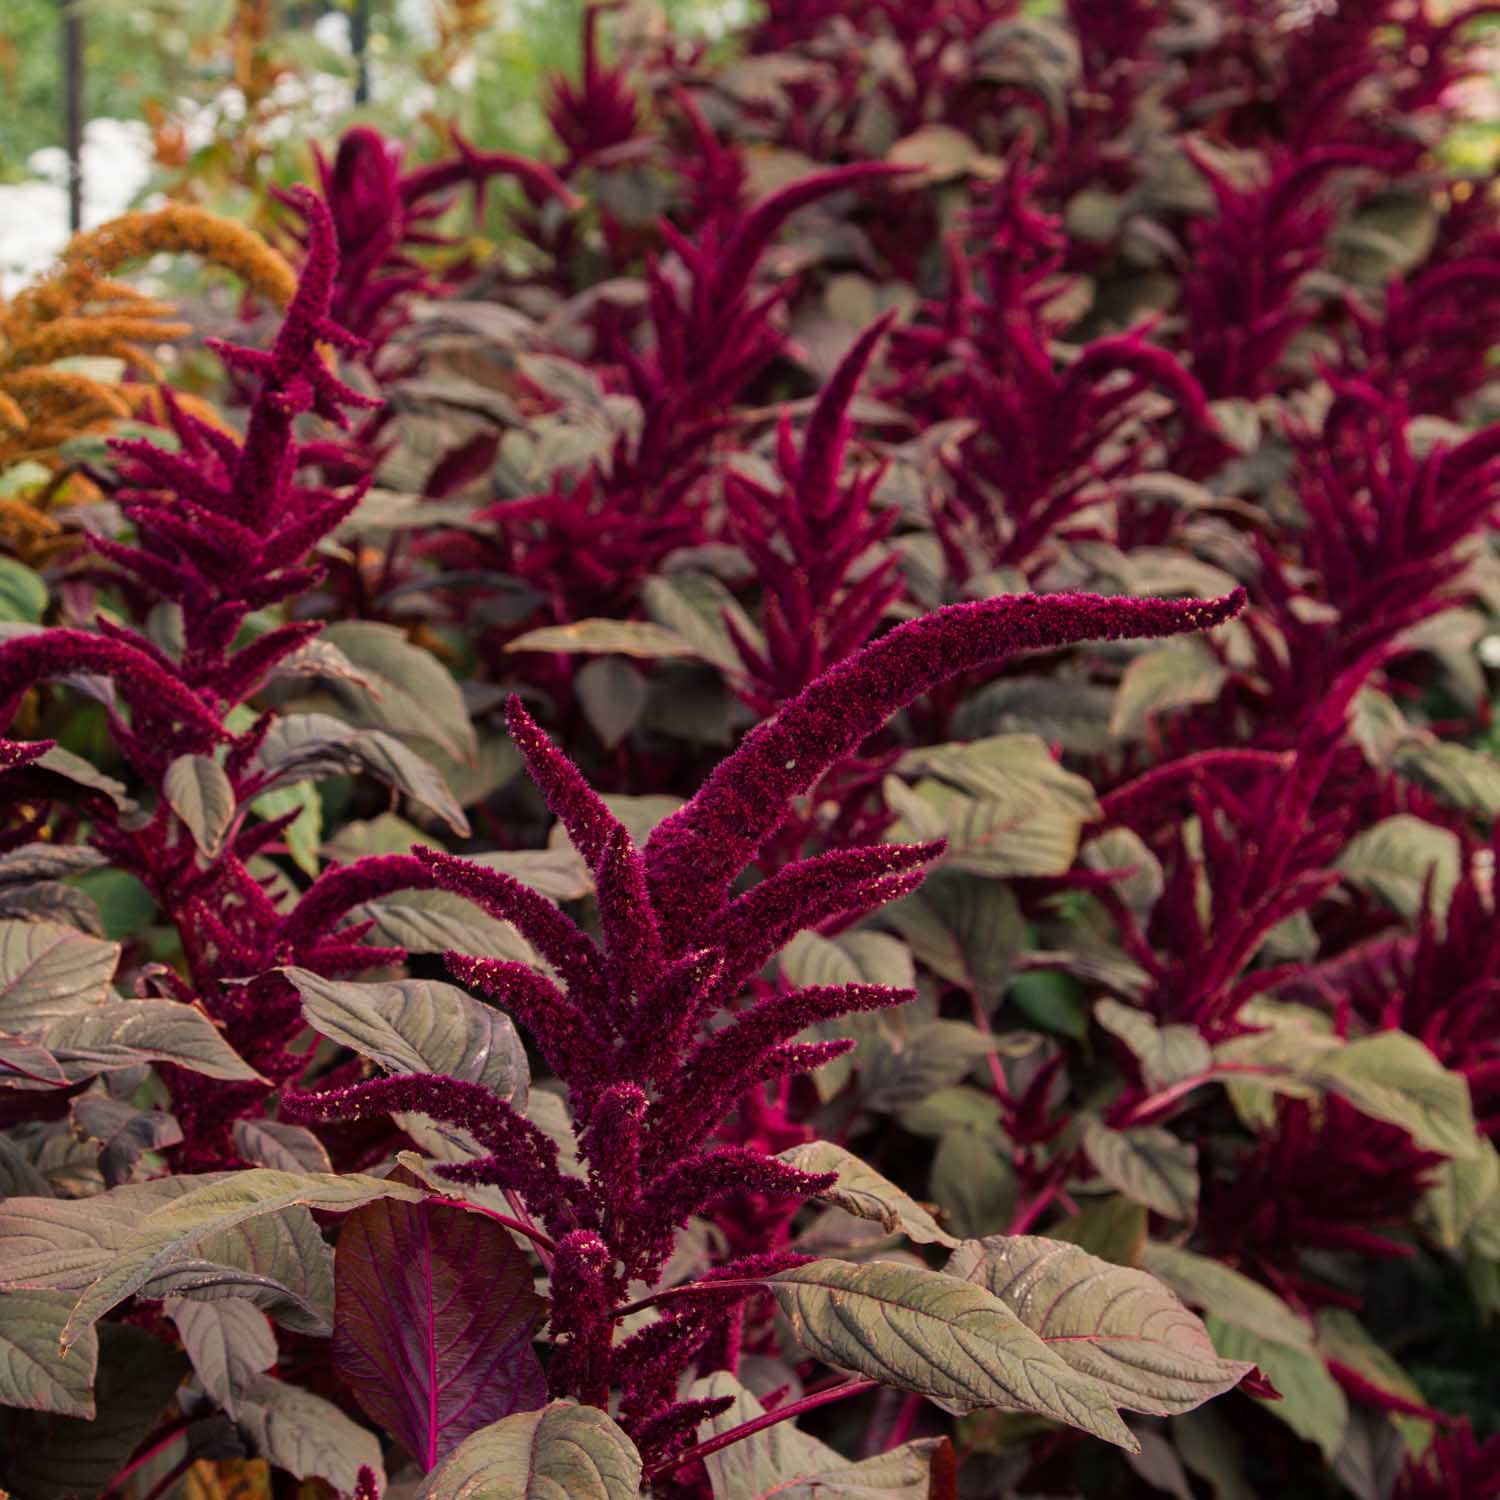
[0,631,229,752]
[726,311,905,705]
[646,587,1246,946]
[99,186,381,703]
[1392,1419,1500,1500]
[1198,1095,1444,1308]
[348,584,1247,1462]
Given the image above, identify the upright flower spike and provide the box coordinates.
[1179,143,1393,398]
[391,585,1248,1461]
[99,186,381,704]
[644,588,1246,947]
[726,312,905,705]
[505,696,632,872]
[545,2,644,172]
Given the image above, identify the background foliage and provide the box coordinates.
[5,2,1500,1499]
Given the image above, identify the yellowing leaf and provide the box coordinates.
[778,1140,959,1247]
[506,618,699,659]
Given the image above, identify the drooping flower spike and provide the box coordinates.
[645,587,1246,947]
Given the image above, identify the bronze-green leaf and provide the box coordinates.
[947,1236,1253,1416]
[60,1170,425,1349]
[1081,1118,1198,1221]
[778,1141,959,1247]
[763,1258,1137,1449]
[417,1400,643,1499]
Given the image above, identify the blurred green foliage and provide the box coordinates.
[0,0,745,185]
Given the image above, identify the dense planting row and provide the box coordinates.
[2,3,1500,1497]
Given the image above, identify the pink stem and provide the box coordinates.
[643,1378,879,1481]
[611,1277,764,1322]
[452,1198,559,1257]
[100,1416,194,1497]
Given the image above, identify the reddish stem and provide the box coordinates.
[100,1415,194,1497]
[611,1277,764,1321]
[643,1378,880,1481]
[1115,1064,1280,1128]
[452,1197,559,1257]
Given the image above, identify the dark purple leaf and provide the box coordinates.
[333,1194,546,1471]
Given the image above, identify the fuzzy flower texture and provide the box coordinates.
[286,582,1243,1468]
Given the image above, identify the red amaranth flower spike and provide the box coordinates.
[645,588,1246,947]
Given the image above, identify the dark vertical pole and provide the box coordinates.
[61,0,85,231]
[351,0,371,105]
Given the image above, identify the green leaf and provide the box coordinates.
[343,887,539,964]
[322,812,440,860]
[0,876,106,935]
[641,571,763,673]
[1309,1031,1480,1161]
[860,1019,999,1113]
[0,920,119,1030]
[1094,1000,1212,1090]
[39,998,264,1082]
[1337,815,1461,919]
[930,1128,1017,1240]
[888,123,998,180]
[282,968,529,1110]
[0,558,47,624]
[1081,1118,1198,1221]
[778,1140,959,1247]
[1393,739,1500,816]
[1140,1244,1312,1351]
[138,1204,336,1336]
[1172,1405,1257,1500]
[886,776,1082,878]
[506,618,699,659]
[1315,1308,1432,1454]
[236,1372,386,1492]
[256,713,469,837]
[0,1177,335,1335]
[763,1258,1138,1448]
[574,656,649,748]
[0,1324,187,1500]
[477,846,593,902]
[0,1176,227,1290]
[319,619,478,763]
[250,780,322,879]
[898,735,1100,820]
[1049,1196,1148,1267]
[898,1085,1008,1143]
[162,753,236,858]
[72,1095,183,1186]
[780,930,916,1102]
[263,635,379,694]
[417,1400,643,1500]
[1421,1140,1500,1252]
[1206,1317,1348,1460]
[0,1290,100,1417]
[60,1170,425,1349]
[947,1236,1253,1416]
[1008,970,1090,1041]
[73,869,156,941]
[1082,828,1163,915]
[232,1118,333,1174]
[165,1295,275,1419]
[1111,637,1227,739]
[882,871,1024,1002]
[32,745,132,809]
[689,1372,945,1499]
